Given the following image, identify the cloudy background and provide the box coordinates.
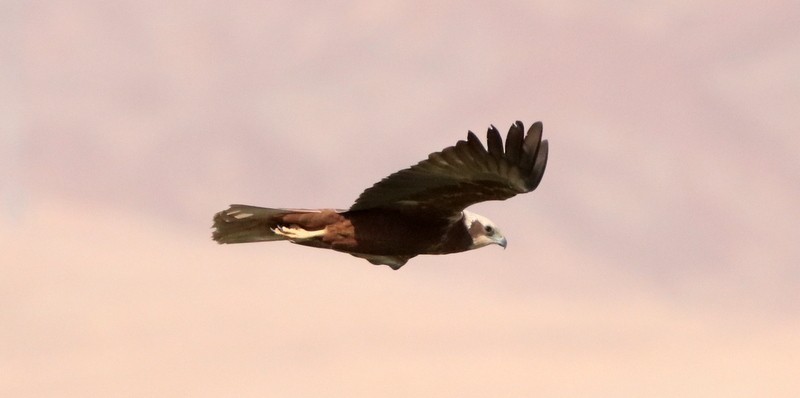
[2,0,799,396]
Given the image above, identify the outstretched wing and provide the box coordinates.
[349,120,549,215]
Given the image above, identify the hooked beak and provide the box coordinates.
[496,235,508,249]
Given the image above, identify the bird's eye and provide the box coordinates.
[484,225,494,234]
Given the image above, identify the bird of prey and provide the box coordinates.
[212,120,548,269]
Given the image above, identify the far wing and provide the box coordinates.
[349,121,549,214]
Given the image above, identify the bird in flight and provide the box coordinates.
[212,120,549,269]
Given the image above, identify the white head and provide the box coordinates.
[462,210,507,250]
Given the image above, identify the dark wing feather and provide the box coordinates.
[349,121,549,215]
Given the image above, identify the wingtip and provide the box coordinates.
[529,139,549,189]
[486,124,503,158]
[505,121,525,163]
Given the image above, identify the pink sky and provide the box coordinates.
[2,0,799,396]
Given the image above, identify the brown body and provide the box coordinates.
[281,209,471,255]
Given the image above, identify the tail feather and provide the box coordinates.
[212,204,295,244]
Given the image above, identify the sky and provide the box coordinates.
[2,0,799,396]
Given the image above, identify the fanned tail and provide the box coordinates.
[212,204,295,244]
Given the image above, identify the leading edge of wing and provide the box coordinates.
[349,120,549,212]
